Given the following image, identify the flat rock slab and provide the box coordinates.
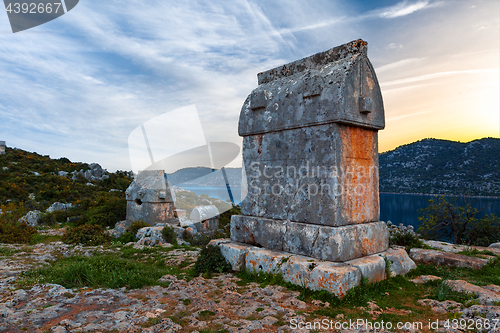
[211,240,415,297]
[410,248,490,270]
[410,275,442,284]
[417,299,464,313]
[461,304,500,321]
[490,242,500,249]
[446,280,500,305]
[423,240,500,256]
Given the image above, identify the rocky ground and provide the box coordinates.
[1,233,500,332]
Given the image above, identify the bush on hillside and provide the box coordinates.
[193,245,232,275]
[0,221,37,244]
[162,225,178,245]
[62,224,112,246]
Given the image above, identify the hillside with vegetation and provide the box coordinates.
[0,147,133,232]
[0,147,232,244]
[379,138,500,196]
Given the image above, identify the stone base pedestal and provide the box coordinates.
[231,216,389,262]
[211,239,416,297]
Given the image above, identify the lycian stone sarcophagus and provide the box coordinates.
[125,170,176,226]
[231,39,389,262]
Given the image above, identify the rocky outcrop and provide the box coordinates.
[46,202,73,213]
[446,280,500,305]
[410,248,491,270]
[18,210,42,227]
[136,227,167,246]
[423,240,500,255]
[71,163,109,182]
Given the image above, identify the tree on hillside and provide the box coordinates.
[418,197,499,246]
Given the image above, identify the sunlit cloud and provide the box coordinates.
[378,1,431,19]
[381,69,498,88]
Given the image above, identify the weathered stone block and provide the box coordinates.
[209,239,254,271]
[230,215,286,251]
[245,247,291,274]
[136,226,167,246]
[378,248,416,277]
[308,261,361,298]
[226,40,392,297]
[215,240,362,297]
[446,280,500,305]
[311,221,389,262]
[231,215,388,262]
[345,255,386,283]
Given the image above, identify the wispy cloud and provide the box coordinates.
[387,110,432,121]
[378,1,431,19]
[376,58,426,73]
[381,69,498,88]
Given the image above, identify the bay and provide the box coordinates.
[179,186,500,230]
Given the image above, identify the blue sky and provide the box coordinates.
[0,0,498,171]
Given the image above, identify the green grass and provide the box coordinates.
[30,234,62,245]
[18,244,200,289]
[407,257,500,287]
[457,247,498,258]
[198,310,216,320]
[0,246,18,256]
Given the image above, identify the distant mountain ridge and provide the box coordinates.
[379,138,500,196]
[168,138,500,197]
[167,167,242,187]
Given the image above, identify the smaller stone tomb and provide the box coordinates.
[190,205,220,234]
[125,170,176,226]
[0,141,5,155]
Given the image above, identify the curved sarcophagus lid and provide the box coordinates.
[125,170,175,203]
[238,39,384,137]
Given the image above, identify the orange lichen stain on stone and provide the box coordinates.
[248,259,258,269]
[362,237,377,255]
[316,272,339,290]
[340,125,378,224]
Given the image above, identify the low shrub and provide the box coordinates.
[115,232,136,244]
[84,195,127,227]
[62,224,112,246]
[182,229,228,247]
[128,220,150,237]
[162,225,178,245]
[386,221,423,251]
[193,245,231,275]
[0,221,37,244]
[114,220,150,244]
[38,210,72,226]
